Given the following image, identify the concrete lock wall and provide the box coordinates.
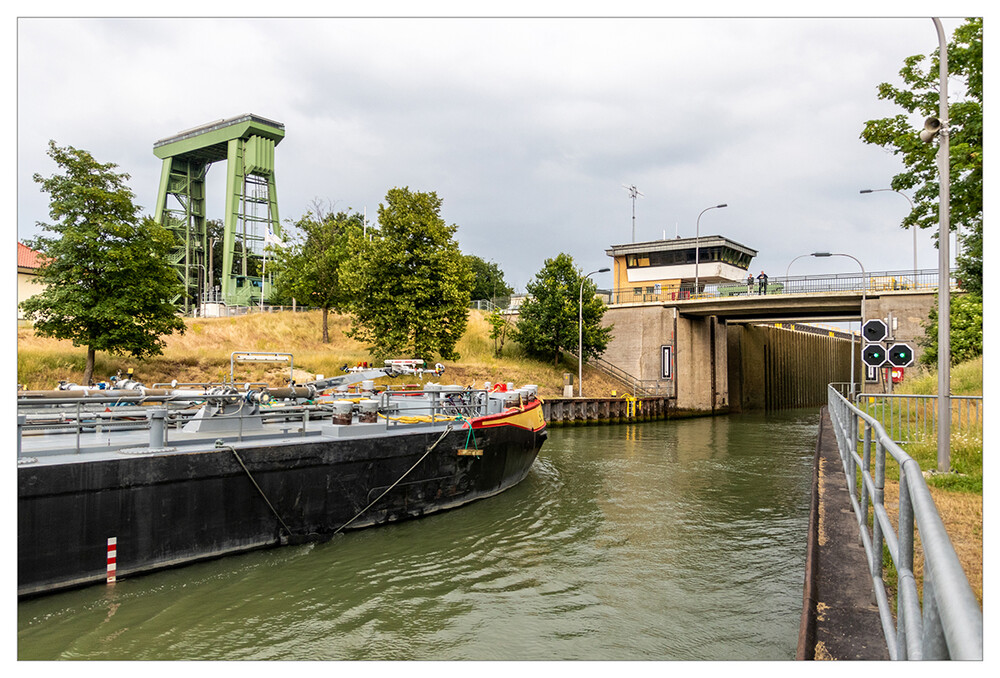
[601,305,675,384]
[603,307,728,413]
[727,325,855,412]
[603,306,855,414]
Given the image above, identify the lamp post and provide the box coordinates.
[925,17,951,473]
[788,252,866,395]
[694,203,727,293]
[859,188,917,279]
[579,267,610,397]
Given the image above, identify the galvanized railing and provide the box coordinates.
[589,356,673,397]
[826,386,982,659]
[854,393,983,445]
[609,268,957,304]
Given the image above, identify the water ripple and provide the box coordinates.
[19,409,818,660]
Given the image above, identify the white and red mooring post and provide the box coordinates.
[107,537,117,584]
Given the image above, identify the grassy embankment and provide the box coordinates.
[865,357,983,606]
[16,309,625,396]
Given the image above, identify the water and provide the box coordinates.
[17,409,819,660]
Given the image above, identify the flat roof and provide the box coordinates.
[152,114,285,163]
[154,114,284,148]
[606,235,758,258]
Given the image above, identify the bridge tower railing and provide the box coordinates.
[826,385,981,660]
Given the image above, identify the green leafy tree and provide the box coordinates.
[20,141,185,384]
[514,253,613,367]
[860,18,982,294]
[465,254,514,306]
[270,205,364,342]
[487,308,512,357]
[342,187,472,362]
[919,292,982,366]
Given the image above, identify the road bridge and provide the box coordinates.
[600,268,958,413]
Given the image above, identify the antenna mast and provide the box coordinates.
[623,184,644,242]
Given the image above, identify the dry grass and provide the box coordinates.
[17,310,627,397]
[882,481,983,606]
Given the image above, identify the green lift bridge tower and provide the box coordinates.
[153,114,285,313]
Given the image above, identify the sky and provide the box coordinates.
[13,6,984,294]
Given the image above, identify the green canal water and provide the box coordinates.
[17,409,819,661]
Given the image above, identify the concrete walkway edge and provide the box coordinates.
[796,406,890,660]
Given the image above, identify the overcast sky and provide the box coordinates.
[15,9,980,292]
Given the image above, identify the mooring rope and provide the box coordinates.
[216,440,295,537]
[333,423,454,535]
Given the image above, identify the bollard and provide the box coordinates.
[148,408,167,449]
[359,399,379,424]
[332,400,353,425]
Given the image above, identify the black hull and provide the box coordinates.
[18,423,545,597]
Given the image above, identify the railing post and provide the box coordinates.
[896,464,925,659]
[861,424,872,532]
[871,438,886,597]
[921,573,948,659]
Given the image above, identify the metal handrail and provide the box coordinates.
[610,267,958,304]
[854,393,983,445]
[16,388,507,457]
[826,386,982,659]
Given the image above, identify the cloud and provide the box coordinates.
[17,16,966,290]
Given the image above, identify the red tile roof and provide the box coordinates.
[18,242,46,270]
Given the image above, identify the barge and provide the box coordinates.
[17,357,546,597]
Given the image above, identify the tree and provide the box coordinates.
[514,253,613,367]
[919,293,982,366]
[270,204,364,342]
[20,141,186,384]
[487,308,512,358]
[860,18,982,294]
[464,254,514,306]
[342,187,472,362]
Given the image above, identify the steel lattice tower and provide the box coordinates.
[153,114,284,312]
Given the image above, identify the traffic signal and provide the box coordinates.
[887,343,915,368]
[862,344,887,368]
[862,319,888,342]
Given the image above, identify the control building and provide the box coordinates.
[606,235,757,303]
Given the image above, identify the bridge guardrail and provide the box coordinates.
[826,385,982,659]
[609,268,958,304]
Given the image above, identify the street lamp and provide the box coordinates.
[924,18,951,473]
[860,188,917,278]
[579,267,610,397]
[788,252,866,395]
[694,204,727,293]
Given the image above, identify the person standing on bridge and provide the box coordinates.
[747,274,754,295]
[757,270,768,295]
